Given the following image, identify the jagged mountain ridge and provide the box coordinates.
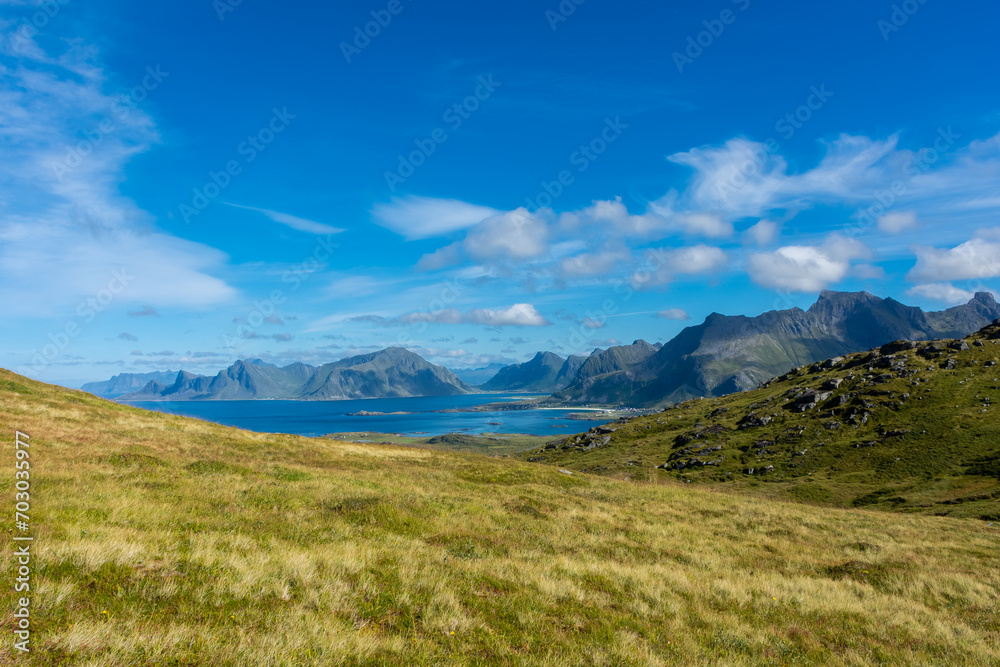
[113,348,470,401]
[481,342,657,394]
[297,348,471,399]
[481,352,569,392]
[519,318,1000,520]
[81,371,179,398]
[553,291,1000,406]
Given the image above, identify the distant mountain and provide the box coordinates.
[481,352,567,392]
[573,340,660,382]
[450,363,509,386]
[553,291,1000,407]
[553,354,587,389]
[116,348,470,401]
[482,342,658,394]
[519,318,1000,519]
[81,371,178,398]
[297,348,471,399]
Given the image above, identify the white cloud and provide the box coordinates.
[633,244,727,289]
[668,245,728,274]
[578,197,665,237]
[743,219,780,246]
[663,135,903,219]
[371,195,499,240]
[677,213,733,238]
[400,303,551,327]
[415,208,551,270]
[663,132,1000,228]
[0,30,236,315]
[416,243,463,271]
[398,130,1000,291]
[878,211,917,235]
[657,308,690,320]
[559,245,630,278]
[747,235,871,292]
[463,208,549,262]
[667,138,792,219]
[906,283,980,305]
[907,231,1000,283]
[225,203,344,235]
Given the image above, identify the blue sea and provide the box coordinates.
[126,393,610,437]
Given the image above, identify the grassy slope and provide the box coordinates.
[0,369,998,665]
[518,327,1000,520]
[327,432,550,457]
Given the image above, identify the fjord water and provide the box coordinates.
[126,393,608,437]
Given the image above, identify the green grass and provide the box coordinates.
[327,431,550,456]
[519,326,1000,520]
[0,367,998,665]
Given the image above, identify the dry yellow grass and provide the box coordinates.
[1,369,998,665]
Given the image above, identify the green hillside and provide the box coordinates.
[520,323,1000,520]
[1,368,998,664]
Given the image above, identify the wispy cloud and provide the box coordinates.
[0,29,237,315]
[225,203,345,235]
[371,195,500,240]
[399,303,552,327]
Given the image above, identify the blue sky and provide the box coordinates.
[2,0,1000,387]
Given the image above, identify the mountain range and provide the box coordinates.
[518,317,1000,520]
[110,349,470,401]
[551,291,1000,406]
[83,291,1000,406]
[480,351,587,392]
[81,370,179,398]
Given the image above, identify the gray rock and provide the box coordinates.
[738,412,772,429]
[822,356,845,369]
[880,340,917,355]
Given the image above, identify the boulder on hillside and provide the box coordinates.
[880,340,916,355]
[738,412,772,429]
[790,390,833,412]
